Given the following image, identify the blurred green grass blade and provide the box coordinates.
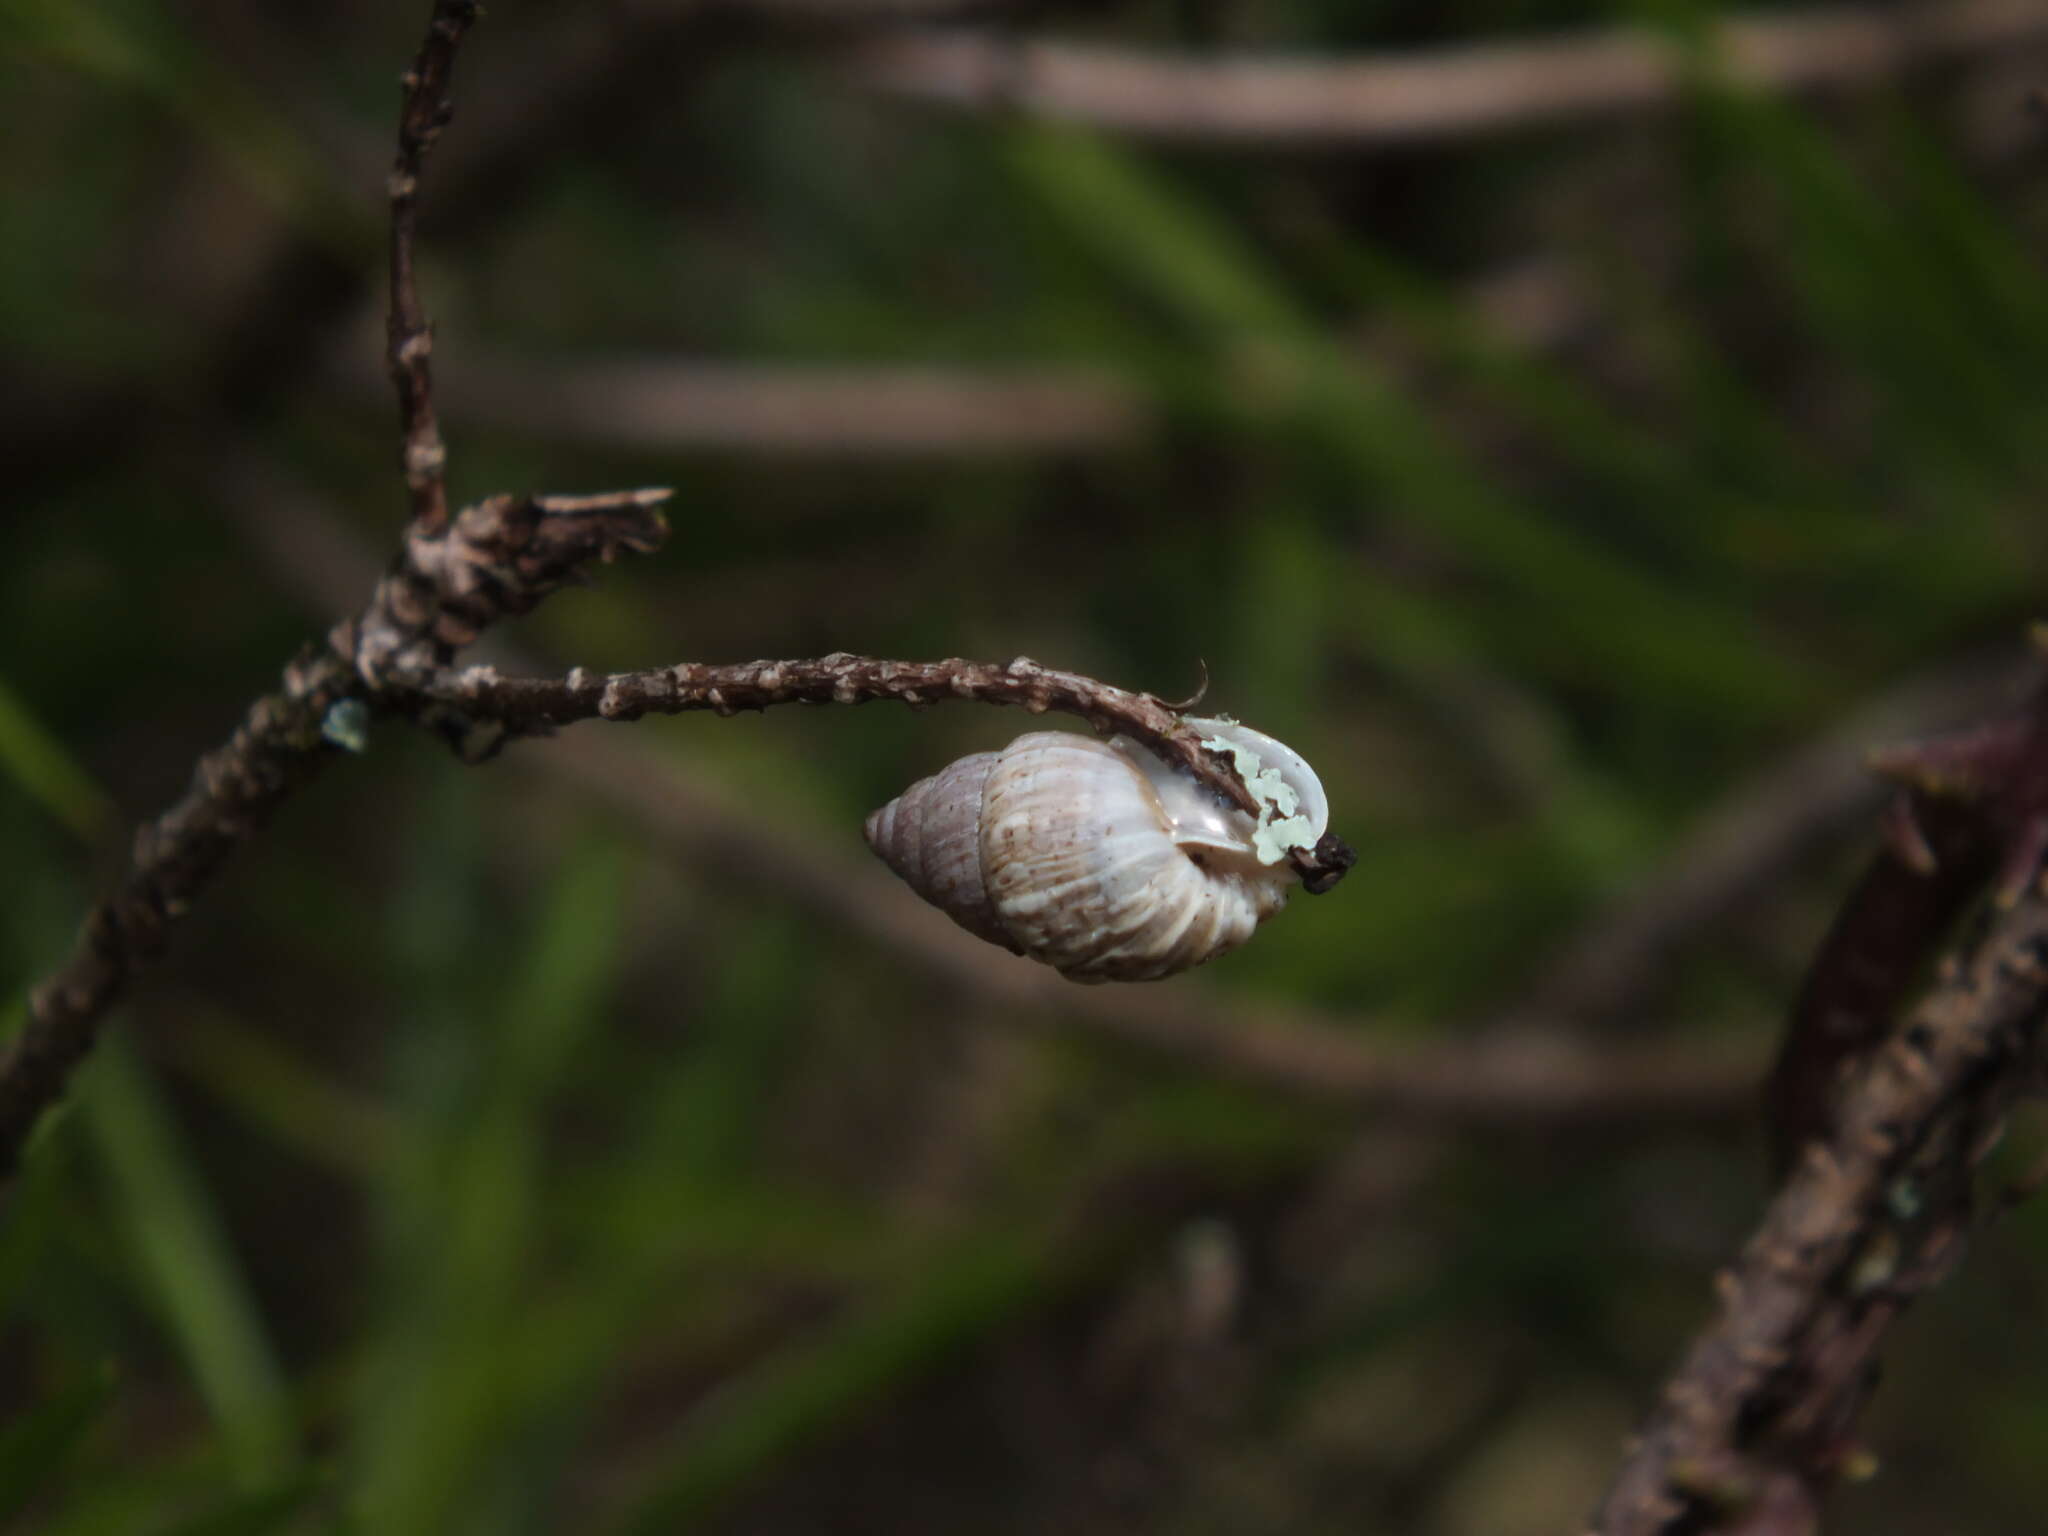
[1289,221,1878,579]
[606,1235,1050,1536]
[1647,5,2023,481]
[0,1361,115,1523]
[0,675,115,843]
[1859,102,2048,371]
[148,1469,326,1536]
[0,0,360,253]
[355,834,627,1534]
[379,902,826,1529]
[167,1005,402,1183]
[1226,500,1324,736]
[2,993,87,1186]
[81,1035,298,1492]
[1006,124,1815,721]
[637,914,805,1181]
[0,1070,72,1316]
[498,839,630,1087]
[1338,567,1652,883]
[571,1177,886,1287]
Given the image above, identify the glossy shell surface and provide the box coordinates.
[864,719,1328,983]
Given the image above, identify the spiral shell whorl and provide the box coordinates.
[865,721,1324,983]
[864,751,1015,951]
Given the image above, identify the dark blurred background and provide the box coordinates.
[8,1,2048,1531]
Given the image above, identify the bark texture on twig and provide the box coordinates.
[396,655,1359,891]
[1592,882,2048,1534]
[339,490,671,687]
[855,0,2048,146]
[387,0,479,537]
[1,653,349,1179]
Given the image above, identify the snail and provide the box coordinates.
[863,718,1328,982]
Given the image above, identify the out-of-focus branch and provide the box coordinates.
[1592,882,2048,1534]
[427,353,1150,457]
[1592,641,2048,1532]
[331,254,1591,458]
[1764,692,2048,1169]
[853,0,2048,146]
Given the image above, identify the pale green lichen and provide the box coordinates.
[321,698,371,754]
[1200,733,1316,865]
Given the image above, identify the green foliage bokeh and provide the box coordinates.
[7,1,2048,1531]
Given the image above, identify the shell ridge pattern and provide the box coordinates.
[867,720,1326,983]
[1087,877,1211,976]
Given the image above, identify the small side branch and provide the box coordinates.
[395,655,1358,891]
[340,489,672,687]
[388,0,481,536]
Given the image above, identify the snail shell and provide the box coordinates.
[864,718,1328,982]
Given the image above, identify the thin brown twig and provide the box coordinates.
[853,0,2048,146]
[393,655,1358,890]
[387,0,479,538]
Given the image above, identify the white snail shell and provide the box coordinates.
[864,718,1329,983]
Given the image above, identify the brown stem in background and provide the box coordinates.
[1591,883,2048,1534]
[1763,798,1992,1171]
[854,0,2048,146]
[395,655,1358,891]
[1593,648,2048,1532]
[414,353,1152,458]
